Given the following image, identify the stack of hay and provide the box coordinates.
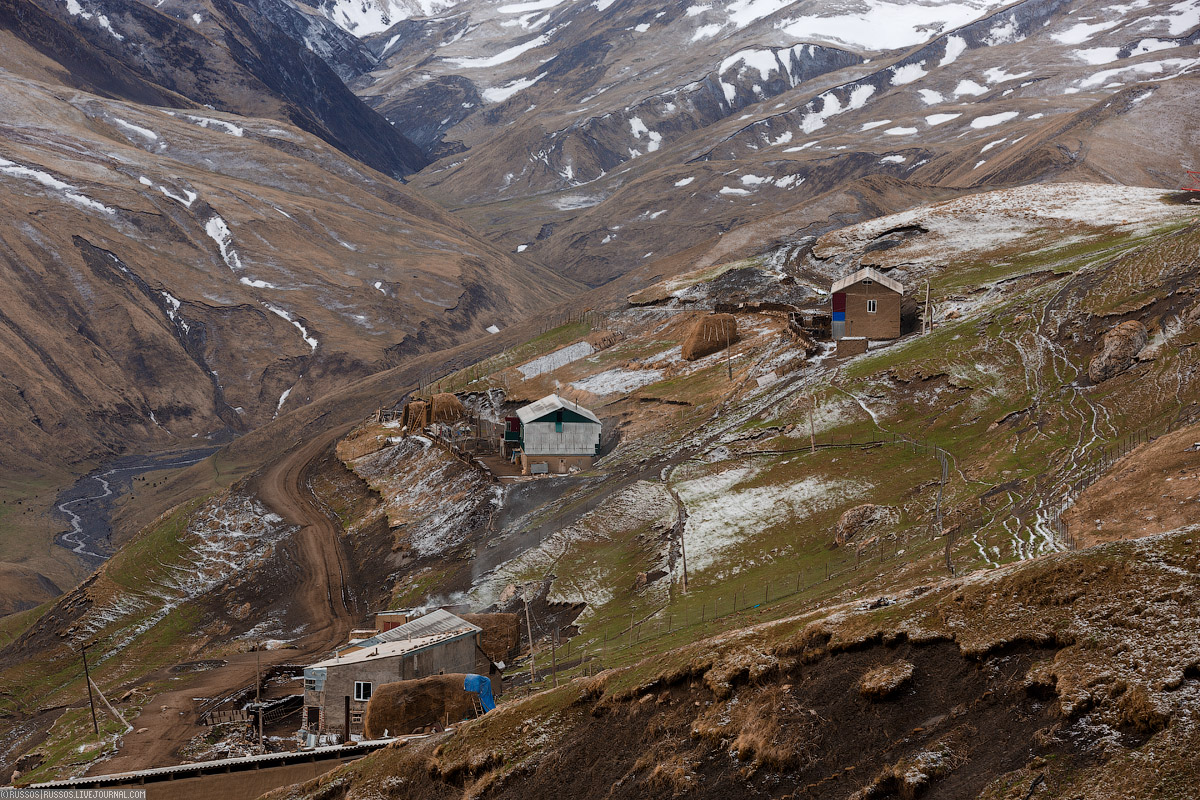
[401,400,430,431]
[430,392,466,423]
[461,613,521,663]
[364,675,477,737]
[682,313,738,361]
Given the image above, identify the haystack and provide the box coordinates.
[461,613,521,663]
[363,675,476,738]
[430,392,466,423]
[682,313,738,361]
[401,400,430,431]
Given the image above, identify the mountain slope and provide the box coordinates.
[0,62,575,483]
[1,0,427,178]
[299,0,1200,286]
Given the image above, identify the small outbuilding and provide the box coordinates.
[301,610,498,740]
[504,394,602,475]
[831,267,904,341]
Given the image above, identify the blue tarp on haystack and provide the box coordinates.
[463,674,495,712]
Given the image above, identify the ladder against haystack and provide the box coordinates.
[398,393,468,438]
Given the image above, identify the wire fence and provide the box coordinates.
[512,401,1200,691]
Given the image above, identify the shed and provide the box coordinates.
[301,610,497,739]
[831,267,904,341]
[508,394,602,475]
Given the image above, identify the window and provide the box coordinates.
[555,409,563,433]
[867,299,877,313]
[862,279,873,284]
[304,679,317,691]
[354,681,373,702]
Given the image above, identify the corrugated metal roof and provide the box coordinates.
[831,267,904,295]
[516,394,601,425]
[311,629,476,669]
[30,740,398,788]
[344,608,480,653]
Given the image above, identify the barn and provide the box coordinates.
[300,610,498,741]
[507,394,602,475]
[831,267,904,341]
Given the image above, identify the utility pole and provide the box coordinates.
[523,584,536,688]
[256,642,264,751]
[924,280,931,334]
[809,393,817,453]
[81,643,99,735]
[726,325,732,381]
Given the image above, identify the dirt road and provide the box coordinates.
[89,426,359,776]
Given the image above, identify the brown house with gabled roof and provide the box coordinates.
[831,267,904,341]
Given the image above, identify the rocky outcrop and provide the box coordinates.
[834,504,897,547]
[1088,321,1148,383]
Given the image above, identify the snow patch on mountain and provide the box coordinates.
[205,216,244,271]
[263,303,320,352]
[483,74,546,102]
[0,157,112,214]
[113,118,158,141]
[446,33,551,68]
[320,0,462,37]
[186,116,245,137]
[775,0,1012,51]
[970,111,1019,128]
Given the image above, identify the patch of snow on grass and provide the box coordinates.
[0,157,73,191]
[65,194,113,214]
[675,176,695,187]
[263,303,319,352]
[552,193,600,210]
[205,216,243,271]
[983,67,1032,83]
[776,0,1011,50]
[926,112,961,125]
[1053,20,1119,44]
[571,368,663,395]
[517,341,595,378]
[159,186,197,207]
[890,61,927,86]
[113,118,158,141]
[917,89,944,105]
[954,79,988,96]
[483,73,546,102]
[720,186,751,195]
[940,35,967,66]
[885,126,918,135]
[186,116,244,137]
[880,155,906,164]
[1078,57,1200,89]
[848,84,876,109]
[449,34,550,68]
[1073,46,1122,65]
[814,183,1190,268]
[970,111,1019,128]
[861,119,892,131]
[675,465,867,575]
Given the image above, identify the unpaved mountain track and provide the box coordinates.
[88,426,360,776]
[253,423,360,648]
